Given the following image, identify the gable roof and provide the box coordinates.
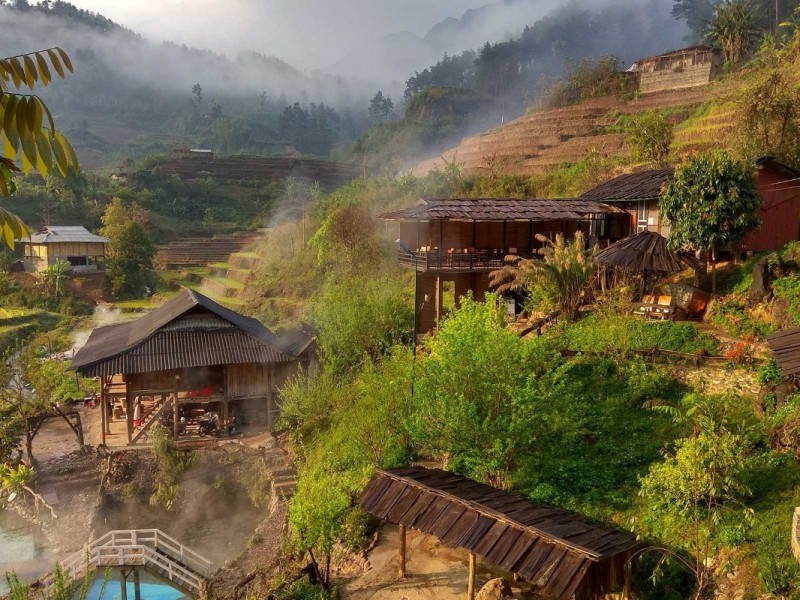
[756,156,800,179]
[380,198,623,222]
[22,226,109,245]
[359,468,639,600]
[71,288,305,376]
[580,169,674,203]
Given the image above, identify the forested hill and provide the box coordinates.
[0,1,374,166]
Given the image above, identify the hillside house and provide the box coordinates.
[580,157,800,253]
[632,45,723,94]
[70,288,315,447]
[381,198,628,333]
[21,225,109,274]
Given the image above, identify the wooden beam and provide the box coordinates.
[120,569,128,600]
[133,568,141,600]
[398,524,406,579]
[467,551,476,600]
[100,381,107,446]
[125,378,133,445]
[623,552,632,600]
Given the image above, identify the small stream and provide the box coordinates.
[0,509,55,594]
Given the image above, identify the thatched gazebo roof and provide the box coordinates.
[596,231,699,272]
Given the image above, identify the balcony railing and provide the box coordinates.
[398,249,535,272]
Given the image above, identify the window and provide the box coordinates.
[637,201,648,233]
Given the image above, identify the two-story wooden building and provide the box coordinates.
[381,198,628,333]
[21,225,109,274]
[580,157,800,253]
[71,288,315,446]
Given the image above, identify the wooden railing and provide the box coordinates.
[41,529,213,597]
[397,250,535,272]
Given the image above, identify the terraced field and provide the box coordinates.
[159,155,362,192]
[155,232,265,269]
[414,87,716,177]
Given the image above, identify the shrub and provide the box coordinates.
[626,110,673,166]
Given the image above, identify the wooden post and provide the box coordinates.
[623,553,632,600]
[100,382,107,446]
[124,378,133,445]
[435,275,443,330]
[119,569,128,600]
[398,524,407,579]
[173,396,179,440]
[133,568,141,600]
[467,551,476,600]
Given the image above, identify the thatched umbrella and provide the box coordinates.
[597,230,699,273]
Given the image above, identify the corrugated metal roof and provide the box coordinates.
[580,169,674,202]
[359,468,639,600]
[21,226,109,244]
[637,44,719,63]
[71,288,305,376]
[379,198,624,222]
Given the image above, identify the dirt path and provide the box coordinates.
[341,526,533,600]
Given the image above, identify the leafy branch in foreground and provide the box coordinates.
[0,47,79,247]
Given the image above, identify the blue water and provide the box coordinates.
[84,577,188,600]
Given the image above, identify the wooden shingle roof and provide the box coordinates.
[596,231,700,272]
[767,328,800,377]
[359,468,639,600]
[379,198,623,222]
[580,169,674,203]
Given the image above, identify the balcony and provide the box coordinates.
[397,249,536,272]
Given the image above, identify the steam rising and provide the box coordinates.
[72,304,123,354]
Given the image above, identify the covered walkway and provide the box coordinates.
[359,468,640,600]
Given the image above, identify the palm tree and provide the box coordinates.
[489,231,598,321]
[706,0,759,65]
[40,258,70,298]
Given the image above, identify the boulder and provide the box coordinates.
[476,577,514,600]
[749,256,772,304]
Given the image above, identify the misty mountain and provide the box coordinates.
[328,0,549,84]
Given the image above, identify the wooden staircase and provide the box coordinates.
[41,529,214,597]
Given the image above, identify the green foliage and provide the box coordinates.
[552,314,721,355]
[734,68,800,164]
[413,295,559,487]
[490,231,597,321]
[772,274,800,326]
[626,110,674,166]
[706,0,759,65]
[0,46,81,250]
[149,425,193,510]
[106,221,156,298]
[271,579,337,600]
[287,349,412,575]
[639,393,760,597]
[662,151,760,256]
[543,55,637,109]
[758,359,783,385]
[310,276,413,375]
[39,257,70,298]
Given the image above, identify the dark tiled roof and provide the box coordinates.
[580,169,674,202]
[359,468,639,600]
[70,288,306,377]
[379,198,624,222]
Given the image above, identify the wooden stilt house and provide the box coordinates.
[70,288,314,446]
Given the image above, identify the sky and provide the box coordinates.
[65,0,495,69]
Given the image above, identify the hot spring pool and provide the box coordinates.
[84,575,188,600]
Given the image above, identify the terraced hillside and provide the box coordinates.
[414,88,718,177]
[160,155,362,191]
[155,232,265,269]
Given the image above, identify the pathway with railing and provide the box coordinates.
[40,529,214,597]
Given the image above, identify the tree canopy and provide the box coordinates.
[0,47,79,247]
